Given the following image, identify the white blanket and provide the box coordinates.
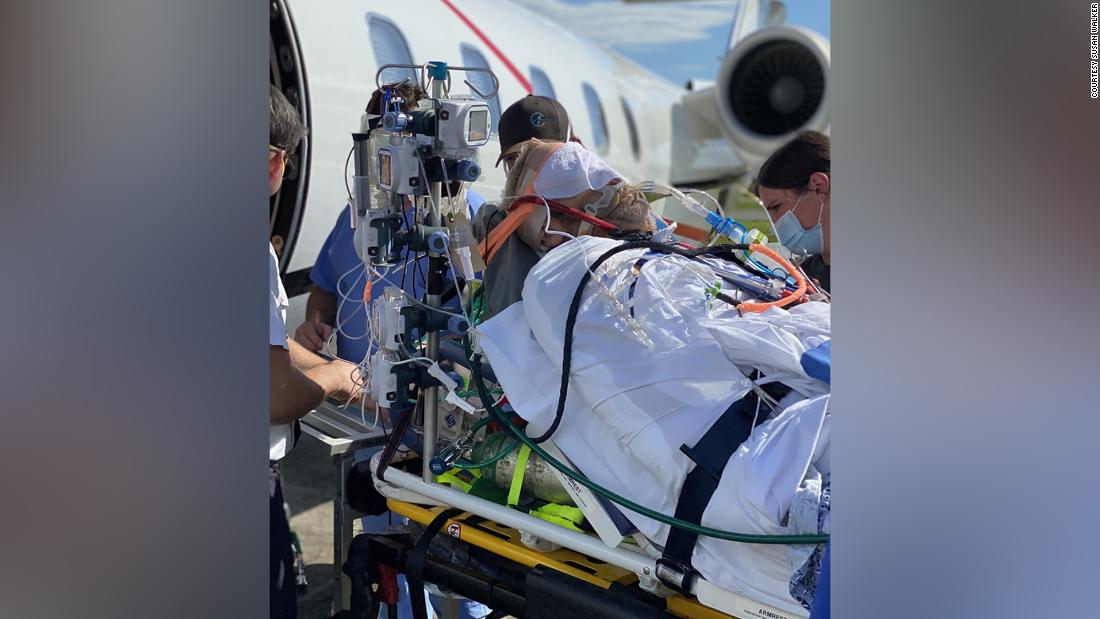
[477,237,830,616]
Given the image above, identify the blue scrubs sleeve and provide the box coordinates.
[310,207,352,294]
[465,190,485,217]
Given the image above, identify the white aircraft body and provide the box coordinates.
[269,0,829,294]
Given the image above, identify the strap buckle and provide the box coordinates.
[655,557,697,594]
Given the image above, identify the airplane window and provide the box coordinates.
[581,83,609,155]
[529,66,556,99]
[366,14,419,86]
[459,45,502,135]
[620,97,641,161]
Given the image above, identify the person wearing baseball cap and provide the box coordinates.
[494,95,576,172]
[472,96,577,321]
[473,138,657,322]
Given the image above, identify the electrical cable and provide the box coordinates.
[332,264,381,343]
[376,393,419,482]
[427,150,474,331]
[362,261,468,322]
[400,204,414,293]
[343,145,355,201]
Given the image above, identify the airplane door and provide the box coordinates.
[270,0,311,293]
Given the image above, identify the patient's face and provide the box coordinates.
[539,211,582,251]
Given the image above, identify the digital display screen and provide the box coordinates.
[378,150,392,188]
[468,109,489,143]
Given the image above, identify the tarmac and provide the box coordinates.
[281,434,356,619]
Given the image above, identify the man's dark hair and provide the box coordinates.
[270,84,306,153]
[366,81,427,116]
[755,130,830,194]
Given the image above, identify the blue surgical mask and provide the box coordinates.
[772,189,824,256]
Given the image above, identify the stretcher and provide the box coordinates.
[382,499,735,619]
[354,447,811,619]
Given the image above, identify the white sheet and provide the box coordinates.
[477,237,830,616]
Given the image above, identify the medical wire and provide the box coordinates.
[792,257,830,301]
[532,196,655,346]
[362,260,468,322]
[645,182,793,288]
[652,183,792,289]
[534,240,805,445]
[393,356,434,367]
[412,197,428,293]
[359,191,465,323]
[332,263,381,343]
[423,149,474,331]
[343,145,354,201]
[626,250,732,318]
[468,353,828,545]
[400,203,414,292]
[683,187,724,219]
[320,260,365,352]
[495,191,637,338]
[317,261,376,416]
[710,222,797,290]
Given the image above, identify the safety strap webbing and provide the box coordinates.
[660,381,792,592]
[407,507,463,619]
[507,444,533,506]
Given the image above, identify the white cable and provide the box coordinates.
[630,251,720,318]
[331,265,371,343]
[538,195,655,347]
[751,392,763,431]
[393,356,433,367]
[433,152,475,331]
[362,260,469,322]
[472,394,507,414]
[358,192,469,321]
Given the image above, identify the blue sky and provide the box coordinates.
[510,0,829,87]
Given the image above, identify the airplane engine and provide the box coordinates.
[714,26,829,170]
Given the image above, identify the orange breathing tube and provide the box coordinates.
[478,201,538,264]
[735,243,808,313]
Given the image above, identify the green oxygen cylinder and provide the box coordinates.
[471,432,574,505]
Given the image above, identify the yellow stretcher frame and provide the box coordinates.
[388,499,738,619]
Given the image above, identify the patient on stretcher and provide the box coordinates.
[471,142,831,616]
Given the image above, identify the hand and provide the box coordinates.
[321,358,363,404]
[325,361,380,412]
[294,320,334,352]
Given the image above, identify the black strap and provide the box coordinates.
[658,392,765,592]
[376,398,417,483]
[626,258,650,318]
[407,508,463,619]
[341,533,382,619]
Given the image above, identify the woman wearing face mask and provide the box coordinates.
[755,131,831,293]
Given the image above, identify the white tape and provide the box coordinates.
[445,391,476,414]
[427,362,458,392]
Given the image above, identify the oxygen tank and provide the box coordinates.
[471,433,574,505]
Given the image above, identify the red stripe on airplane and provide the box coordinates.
[440,0,534,95]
